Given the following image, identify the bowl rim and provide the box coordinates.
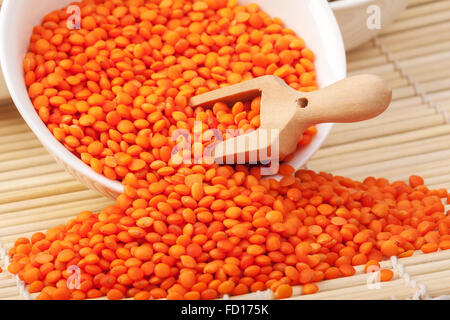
[0,0,345,196]
[329,0,375,10]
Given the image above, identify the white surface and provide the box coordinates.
[0,0,346,198]
[330,0,408,51]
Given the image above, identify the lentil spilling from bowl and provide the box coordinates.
[8,0,450,300]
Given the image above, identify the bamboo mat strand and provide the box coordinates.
[0,0,449,300]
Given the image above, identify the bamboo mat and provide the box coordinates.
[1,0,450,300]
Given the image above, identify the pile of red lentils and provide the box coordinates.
[8,0,450,300]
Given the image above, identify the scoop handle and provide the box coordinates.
[296,74,392,125]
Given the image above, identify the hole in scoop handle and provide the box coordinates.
[297,74,392,125]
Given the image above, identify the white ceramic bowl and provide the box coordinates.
[0,0,346,199]
[330,0,408,51]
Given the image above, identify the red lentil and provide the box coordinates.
[379,269,394,282]
[364,260,380,273]
[302,283,318,295]
[275,284,293,299]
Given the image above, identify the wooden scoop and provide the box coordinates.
[190,74,392,164]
